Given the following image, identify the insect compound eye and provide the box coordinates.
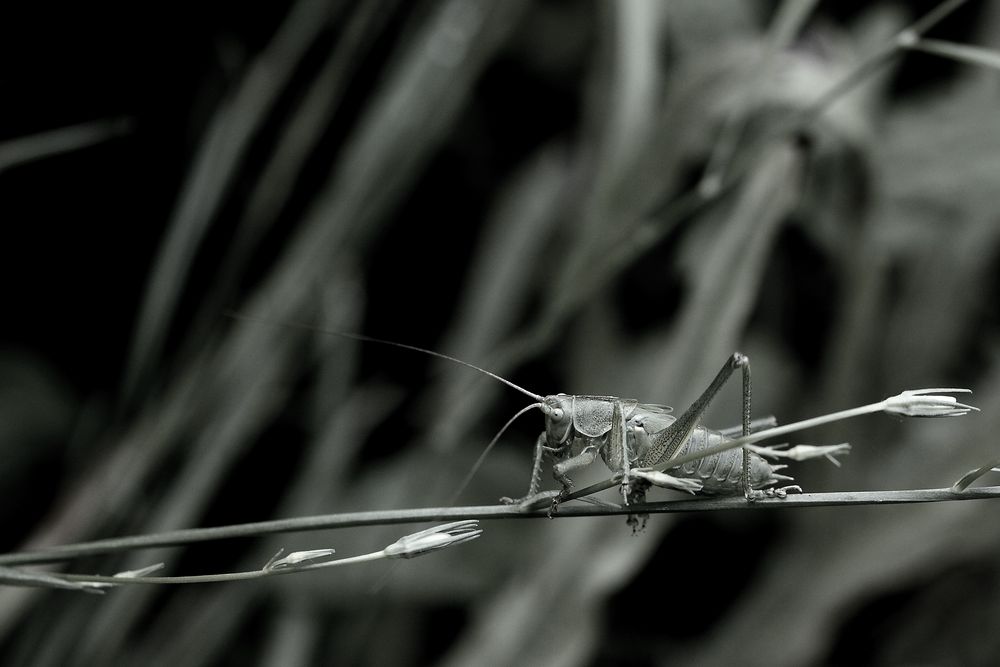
[551,407,564,421]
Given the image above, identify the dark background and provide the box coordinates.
[1,1,999,665]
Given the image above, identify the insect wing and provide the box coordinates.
[629,405,677,464]
[631,404,676,435]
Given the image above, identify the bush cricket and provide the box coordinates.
[233,315,977,528]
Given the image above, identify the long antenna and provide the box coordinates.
[448,402,543,505]
[227,312,545,401]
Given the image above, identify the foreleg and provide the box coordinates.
[500,433,565,506]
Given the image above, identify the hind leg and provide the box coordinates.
[643,353,757,499]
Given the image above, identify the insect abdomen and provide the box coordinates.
[668,427,781,494]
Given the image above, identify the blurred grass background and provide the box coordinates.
[1,0,999,665]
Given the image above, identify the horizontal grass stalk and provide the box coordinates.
[0,389,980,573]
[3,522,481,591]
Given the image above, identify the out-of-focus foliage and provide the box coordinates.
[1,1,998,665]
